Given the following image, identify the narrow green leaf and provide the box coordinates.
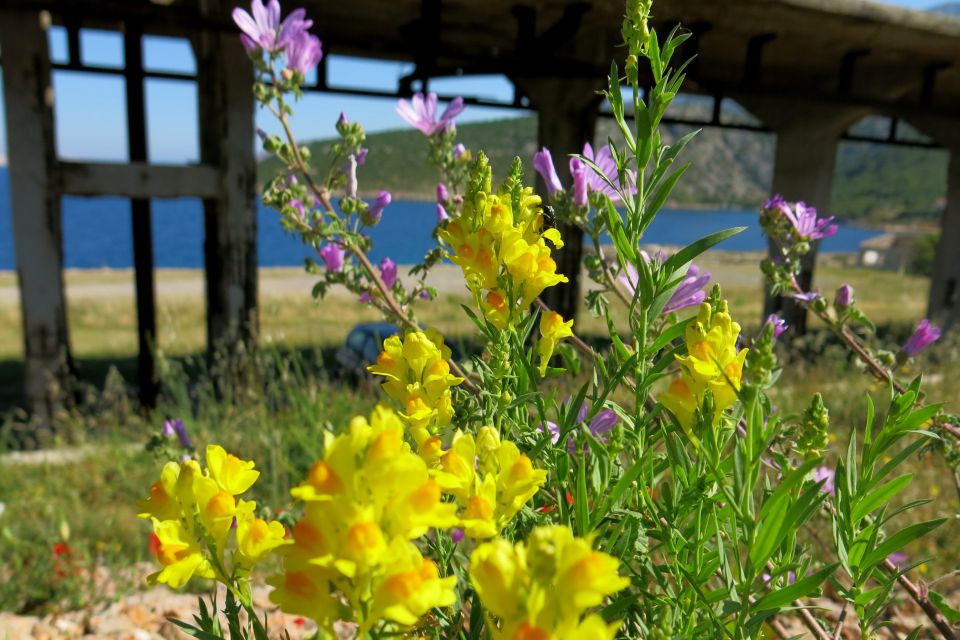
[852,474,912,523]
[663,227,746,277]
[862,519,946,569]
[752,564,837,612]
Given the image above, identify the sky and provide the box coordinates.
[0,0,948,164]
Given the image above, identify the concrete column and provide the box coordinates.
[516,77,603,323]
[764,122,843,334]
[739,97,863,334]
[0,11,73,417]
[927,145,960,327]
[194,2,258,353]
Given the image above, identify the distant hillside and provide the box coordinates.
[931,3,960,16]
[259,117,948,224]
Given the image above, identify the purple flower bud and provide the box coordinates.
[902,319,941,357]
[255,127,268,142]
[570,157,588,207]
[380,257,398,289]
[834,284,854,312]
[360,191,393,227]
[451,528,465,544]
[420,289,432,300]
[533,147,563,197]
[887,551,909,568]
[453,143,466,159]
[290,198,306,223]
[337,112,349,127]
[765,314,788,339]
[163,419,193,450]
[356,147,368,166]
[436,203,449,223]
[318,242,345,273]
[436,182,449,203]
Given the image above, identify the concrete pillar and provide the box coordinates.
[927,145,960,327]
[194,1,258,353]
[0,11,73,417]
[764,122,843,334]
[739,97,863,334]
[516,77,603,323]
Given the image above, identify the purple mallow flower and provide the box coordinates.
[765,195,838,241]
[380,257,398,289]
[356,147,368,166]
[765,314,788,339]
[533,147,563,197]
[436,203,449,223]
[285,30,322,74]
[619,261,710,315]
[162,419,193,450]
[396,92,465,136]
[318,242,344,273]
[451,528,465,544]
[436,183,449,203]
[581,143,637,203]
[538,403,620,455]
[811,466,835,496]
[887,552,909,568]
[902,319,941,357]
[232,0,312,53]
[453,143,467,159]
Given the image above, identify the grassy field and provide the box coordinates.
[1,253,958,615]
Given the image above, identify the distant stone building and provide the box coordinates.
[859,233,924,271]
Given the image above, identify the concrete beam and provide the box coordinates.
[58,162,220,199]
[0,10,73,417]
[195,0,258,352]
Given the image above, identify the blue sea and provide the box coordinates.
[0,167,881,270]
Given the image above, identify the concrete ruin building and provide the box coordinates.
[2,0,960,416]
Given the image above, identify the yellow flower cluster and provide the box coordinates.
[439,161,567,331]
[436,427,548,539]
[659,301,748,440]
[139,446,287,589]
[470,525,629,639]
[269,405,458,631]
[537,311,574,376]
[368,328,463,451]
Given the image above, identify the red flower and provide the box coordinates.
[53,542,72,557]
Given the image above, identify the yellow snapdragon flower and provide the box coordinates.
[537,312,574,376]
[439,156,567,331]
[470,525,629,639]
[367,329,463,445]
[436,428,547,539]
[272,405,459,631]
[659,301,748,440]
[139,445,286,590]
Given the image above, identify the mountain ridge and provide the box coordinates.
[258,117,947,224]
